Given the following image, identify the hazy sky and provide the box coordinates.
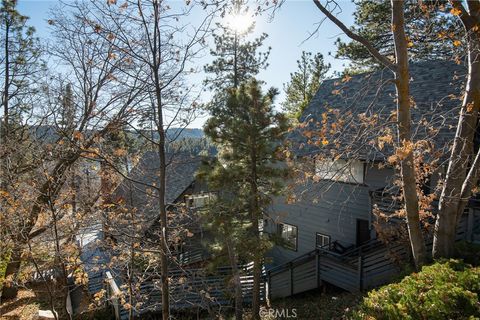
[17,0,356,128]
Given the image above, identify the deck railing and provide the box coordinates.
[267,210,478,300]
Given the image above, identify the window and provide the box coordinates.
[277,223,298,251]
[316,233,330,249]
[185,193,216,209]
[315,159,364,184]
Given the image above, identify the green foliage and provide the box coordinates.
[0,0,45,119]
[336,0,463,74]
[166,137,216,157]
[201,78,288,265]
[282,51,330,120]
[204,21,270,90]
[352,260,480,320]
[0,249,10,289]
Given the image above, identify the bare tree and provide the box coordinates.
[0,0,143,299]
[79,1,215,318]
[312,0,427,268]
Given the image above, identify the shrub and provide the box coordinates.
[352,260,480,320]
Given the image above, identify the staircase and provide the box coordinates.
[266,239,407,299]
[266,211,479,300]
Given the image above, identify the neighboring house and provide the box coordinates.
[90,150,260,319]
[108,149,214,263]
[264,61,479,273]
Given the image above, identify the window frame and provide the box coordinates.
[277,222,298,251]
[316,232,331,249]
[185,192,217,209]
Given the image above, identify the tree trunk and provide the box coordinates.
[251,217,261,320]
[434,30,480,258]
[153,52,170,320]
[1,151,80,299]
[226,237,243,320]
[391,0,427,269]
[249,141,261,319]
[3,17,9,130]
[154,91,169,320]
[1,244,22,300]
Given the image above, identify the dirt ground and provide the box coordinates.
[0,283,68,320]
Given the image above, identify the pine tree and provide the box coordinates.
[0,1,44,299]
[202,8,281,318]
[197,159,249,320]
[204,21,270,90]
[282,51,330,120]
[335,0,462,73]
[0,0,43,131]
[203,79,288,319]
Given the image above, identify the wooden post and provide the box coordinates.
[106,271,121,320]
[357,255,364,291]
[289,262,294,296]
[315,252,320,288]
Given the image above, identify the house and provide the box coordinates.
[263,61,480,296]
[81,148,255,319]
[110,149,214,264]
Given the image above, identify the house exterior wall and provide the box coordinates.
[265,163,395,267]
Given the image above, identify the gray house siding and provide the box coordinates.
[266,163,394,267]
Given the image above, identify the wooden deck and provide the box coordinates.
[105,263,265,320]
[267,210,480,299]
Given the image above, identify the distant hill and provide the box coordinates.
[31,126,204,141]
[166,128,203,139]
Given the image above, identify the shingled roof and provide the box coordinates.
[112,151,203,231]
[293,60,467,161]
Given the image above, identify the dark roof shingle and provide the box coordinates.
[112,151,202,230]
[293,60,466,161]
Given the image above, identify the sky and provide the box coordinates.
[16,0,356,128]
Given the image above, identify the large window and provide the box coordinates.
[277,223,298,251]
[316,233,330,249]
[315,159,364,184]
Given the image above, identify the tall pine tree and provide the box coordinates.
[282,51,330,120]
[204,19,270,90]
[203,8,287,317]
[0,0,44,299]
[203,79,288,320]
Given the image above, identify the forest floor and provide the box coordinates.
[0,287,40,320]
[1,285,362,320]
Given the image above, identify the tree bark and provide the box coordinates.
[249,136,261,319]
[226,237,243,320]
[152,2,170,315]
[434,28,480,258]
[312,0,427,267]
[391,0,427,268]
